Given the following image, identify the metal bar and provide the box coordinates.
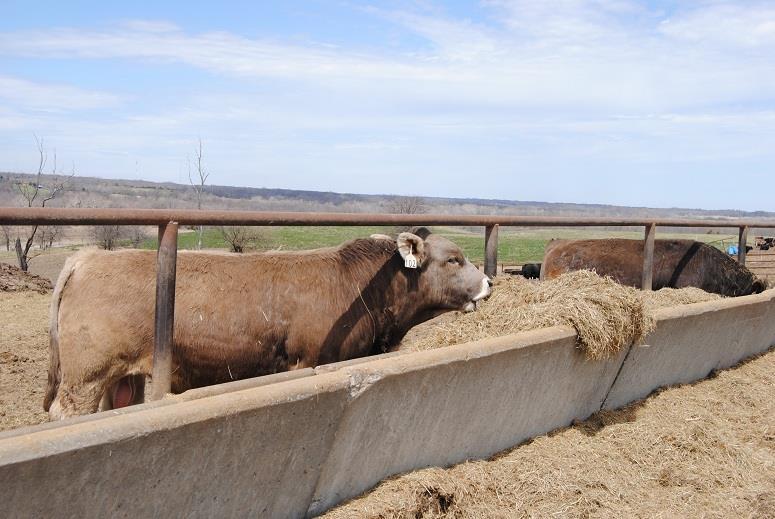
[150,222,178,401]
[484,224,499,278]
[738,226,749,265]
[642,223,656,291]
[2,207,775,229]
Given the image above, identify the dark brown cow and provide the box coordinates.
[541,238,767,296]
[45,229,491,418]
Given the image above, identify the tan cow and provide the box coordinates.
[45,228,491,418]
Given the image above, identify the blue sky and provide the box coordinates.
[1,1,774,211]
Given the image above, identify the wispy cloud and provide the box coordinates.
[0,3,772,113]
[0,2,774,209]
[659,2,775,48]
[0,76,121,116]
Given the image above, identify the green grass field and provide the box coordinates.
[138,225,740,266]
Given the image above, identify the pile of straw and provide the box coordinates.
[401,270,721,360]
[323,349,774,518]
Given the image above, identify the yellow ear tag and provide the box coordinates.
[404,244,418,269]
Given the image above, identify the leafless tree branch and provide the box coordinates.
[13,136,75,270]
[388,196,428,233]
[188,138,211,249]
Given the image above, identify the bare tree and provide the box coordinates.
[92,225,124,250]
[14,136,73,271]
[188,138,210,249]
[1,225,11,251]
[388,196,428,233]
[126,226,148,248]
[37,225,63,250]
[390,196,427,215]
[219,227,267,253]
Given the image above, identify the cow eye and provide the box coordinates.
[447,257,459,265]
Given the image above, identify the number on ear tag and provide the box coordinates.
[404,244,418,269]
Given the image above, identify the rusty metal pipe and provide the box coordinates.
[642,223,656,291]
[150,222,178,401]
[484,224,499,278]
[3,207,775,228]
[738,226,748,266]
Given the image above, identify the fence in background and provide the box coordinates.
[3,207,775,397]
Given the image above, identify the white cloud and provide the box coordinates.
[660,3,775,48]
[1,4,773,114]
[0,26,433,82]
[0,76,121,112]
[484,0,651,44]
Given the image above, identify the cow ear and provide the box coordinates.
[397,232,426,266]
[409,226,431,240]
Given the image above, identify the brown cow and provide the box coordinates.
[45,229,491,419]
[541,238,767,296]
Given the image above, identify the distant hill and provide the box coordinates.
[2,171,774,224]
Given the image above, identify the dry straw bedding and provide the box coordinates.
[400,271,721,360]
[324,348,775,518]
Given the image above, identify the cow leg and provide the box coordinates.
[49,381,106,420]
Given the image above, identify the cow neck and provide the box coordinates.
[338,247,426,352]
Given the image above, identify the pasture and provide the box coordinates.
[0,224,742,292]
[141,225,735,265]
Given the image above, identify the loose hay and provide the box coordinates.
[323,348,775,518]
[643,286,722,311]
[401,271,721,360]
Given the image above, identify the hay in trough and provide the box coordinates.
[643,286,722,311]
[401,271,722,360]
[403,271,651,360]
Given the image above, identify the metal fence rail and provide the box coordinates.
[4,206,775,398]
[3,207,775,228]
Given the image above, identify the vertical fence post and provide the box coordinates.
[485,224,499,278]
[151,221,178,401]
[642,223,656,291]
[738,226,748,266]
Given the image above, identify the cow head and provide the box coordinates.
[752,278,768,294]
[397,228,492,312]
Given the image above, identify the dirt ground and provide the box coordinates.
[0,263,52,293]
[324,349,775,518]
[0,246,77,284]
[0,291,50,431]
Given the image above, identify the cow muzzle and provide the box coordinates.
[463,277,492,312]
